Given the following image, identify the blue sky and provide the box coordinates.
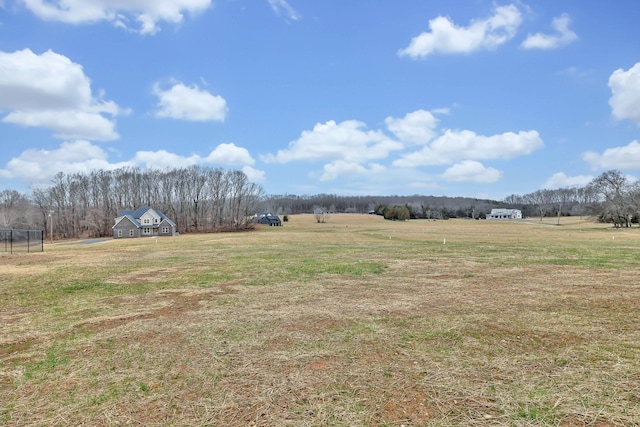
[1,0,639,200]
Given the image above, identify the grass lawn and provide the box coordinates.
[1,214,639,426]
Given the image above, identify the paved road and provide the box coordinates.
[64,238,112,245]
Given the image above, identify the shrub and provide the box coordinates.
[383,205,410,221]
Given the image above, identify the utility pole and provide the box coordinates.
[48,210,54,243]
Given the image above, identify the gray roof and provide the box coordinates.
[255,213,281,224]
[114,206,176,229]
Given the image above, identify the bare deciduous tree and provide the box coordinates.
[588,170,633,227]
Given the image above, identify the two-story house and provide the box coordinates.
[113,206,177,238]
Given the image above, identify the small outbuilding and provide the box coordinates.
[254,213,282,226]
[113,206,178,238]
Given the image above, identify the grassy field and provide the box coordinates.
[1,214,639,426]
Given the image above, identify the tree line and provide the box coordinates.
[1,168,638,237]
[505,170,640,227]
[262,170,640,226]
[2,166,264,238]
[262,193,503,218]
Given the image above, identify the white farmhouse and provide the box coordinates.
[486,208,522,220]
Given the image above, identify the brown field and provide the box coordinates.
[1,214,639,426]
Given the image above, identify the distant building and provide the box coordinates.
[113,206,177,238]
[486,208,522,220]
[254,213,282,226]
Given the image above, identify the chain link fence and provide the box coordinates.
[0,229,44,254]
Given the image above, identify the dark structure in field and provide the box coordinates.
[254,213,282,226]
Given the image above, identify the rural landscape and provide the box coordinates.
[1,213,638,426]
[2,1,639,425]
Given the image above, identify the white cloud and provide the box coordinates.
[609,62,640,126]
[268,0,300,21]
[133,149,202,169]
[441,160,502,183]
[0,49,123,140]
[398,5,522,59]
[242,166,265,183]
[203,143,255,165]
[3,110,118,140]
[385,109,439,144]
[261,115,543,183]
[583,140,640,170]
[262,119,403,164]
[0,141,131,182]
[521,13,578,50]
[320,161,386,181]
[541,172,594,189]
[19,0,212,34]
[0,141,260,184]
[153,82,228,122]
[134,143,255,168]
[394,129,544,167]
[261,119,402,181]
[118,145,263,181]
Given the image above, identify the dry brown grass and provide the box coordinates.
[1,214,639,426]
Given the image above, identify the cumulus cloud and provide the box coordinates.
[126,144,262,181]
[3,110,119,141]
[153,82,228,122]
[385,109,440,144]
[19,0,212,34]
[441,160,502,183]
[267,0,300,21]
[541,172,594,189]
[320,161,386,182]
[0,141,261,185]
[521,13,578,49]
[0,49,123,140]
[393,129,544,167]
[133,149,202,169]
[261,119,402,181]
[583,140,640,170]
[242,166,266,183]
[134,143,255,169]
[398,4,522,59]
[203,143,255,165]
[0,141,131,182]
[609,62,640,126]
[261,115,544,182]
[262,119,403,164]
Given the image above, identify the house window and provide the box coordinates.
[117,230,122,237]
[143,227,151,235]
[143,218,150,224]
[129,229,135,237]
[162,227,169,234]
